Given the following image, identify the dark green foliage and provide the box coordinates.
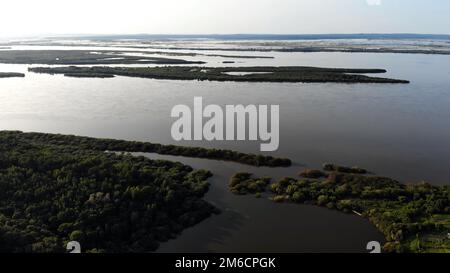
[2,131,290,167]
[28,66,410,83]
[0,131,218,253]
[229,168,450,253]
[228,173,271,195]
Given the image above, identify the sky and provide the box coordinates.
[1,0,449,37]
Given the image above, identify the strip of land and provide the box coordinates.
[0,72,25,78]
[1,131,292,167]
[229,164,450,253]
[29,66,410,83]
[0,50,204,65]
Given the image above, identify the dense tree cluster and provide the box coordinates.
[0,131,218,253]
[229,165,450,253]
[6,131,291,167]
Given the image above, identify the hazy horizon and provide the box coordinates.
[1,0,450,38]
[3,33,450,42]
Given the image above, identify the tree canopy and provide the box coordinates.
[0,131,218,252]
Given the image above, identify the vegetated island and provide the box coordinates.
[0,130,219,252]
[229,164,450,253]
[28,66,410,83]
[0,72,25,78]
[0,50,204,65]
[1,131,292,167]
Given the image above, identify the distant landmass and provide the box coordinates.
[58,33,450,41]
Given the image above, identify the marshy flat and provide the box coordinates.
[29,65,409,83]
[0,50,204,65]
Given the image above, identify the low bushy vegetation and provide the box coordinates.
[229,173,271,195]
[229,165,450,253]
